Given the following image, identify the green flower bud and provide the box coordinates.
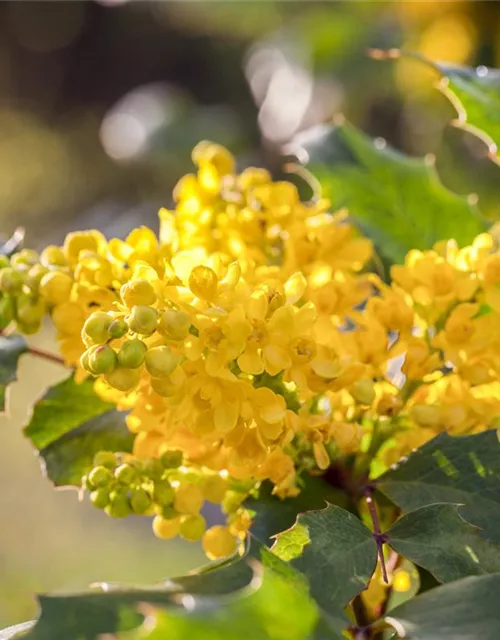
[140,458,164,480]
[0,268,24,294]
[88,465,113,488]
[160,450,183,469]
[82,474,95,492]
[15,295,45,326]
[150,376,178,397]
[104,367,140,392]
[93,451,118,468]
[82,312,113,345]
[105,490,132,518]
[80,346,97,373]
[222,490,245,515]
[88,345,117,374]
[144,346,178,378]
[90,488,111,509]
[130,488,152,514]
[153,480,175,505]
[158,308,191,340]
[10,250,39,268]
[24,264,49,293]
[156,504,179,519]
[108,318,129,339]
[117,339,147,369]
[115,463,138,485]
[127,305,158,335]
[16,320,42,335]
[179,514,206,542]
[0,295,15,330]
[0,255,10,270]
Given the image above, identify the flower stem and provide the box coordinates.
[365,485,389,584]
[27,346,66,366]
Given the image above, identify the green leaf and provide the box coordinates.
[17,538,321,640]
[378,430,500,542]
[408,54,500,159]
[247,475,348,545]
[0,334,27,412]
[386,503,500,583]
[384,574,500,640]
[24,374,133,487]
[39,410,134,486]
[24,374,114,449]
[272,505,377,622]
[293,120,486,264]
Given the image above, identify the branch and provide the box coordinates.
[364,485,389,584]
[27,346,66,366]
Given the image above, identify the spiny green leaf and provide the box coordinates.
[378,430,500,543]
[384,574,500,640]
[272,505,377,621]
[24,374,114,449]
[16,538,321,640]
[0,334,27,412]
[292,120,486,264]
[39,410,134,487]
[247,475,348,545]
[386,503,500,583]
[406,53,500,160]
[24,374,133,487]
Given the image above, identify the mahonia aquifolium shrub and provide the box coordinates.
[3,141,500,567]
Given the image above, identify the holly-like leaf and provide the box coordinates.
[24,374,133,487]
[272,505,377,623]
[406,54,500,160]
[247,475,348,545]
[291,120,486,264]
[0,621,34,640]
[386,503,500,583]
[384,574,500,640]
[0,334,28,412]
[11,538,321,640]
[378,430,500,543]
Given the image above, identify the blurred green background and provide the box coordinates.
[3,0,500,628]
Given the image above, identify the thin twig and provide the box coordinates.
[27,346,66,366]
[365,486,389,584]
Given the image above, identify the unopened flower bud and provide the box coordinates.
[144,346,178,378]
[160,450,183,469]
[117,339,147,369]
[88,465,113,488]
[188,265,218,300]
[90,488,111,509]
[153,515,180,539]
[120,279,157,307]
[127,305,158,335]
[89,345,117,374]
[104,367,140,391]
[158,308,191,340]
[39,271,73,305]
[174,483,204,515]
[179,514,206,541]
[202,526,236,559]
[350,379,376,405]
[108,318,128,339]
[0,268,24,294]
[83,312,113,345]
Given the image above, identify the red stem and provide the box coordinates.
[27,346,66,366]
[365,486,389,584]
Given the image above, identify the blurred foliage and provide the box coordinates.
[4,0,500,629]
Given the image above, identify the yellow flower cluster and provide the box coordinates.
[3,141,500,557]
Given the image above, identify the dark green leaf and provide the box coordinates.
[293,121,485,264]
[24,374,114,449]
[386,503,500,583]
[272,505,377,621]
[247,475,348,545]
[385,574,500,640]
[0,334,28,412]
[378,430,500,542]
[24,374,133,487]
[39,410,134,486]
[20,538,321,640]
